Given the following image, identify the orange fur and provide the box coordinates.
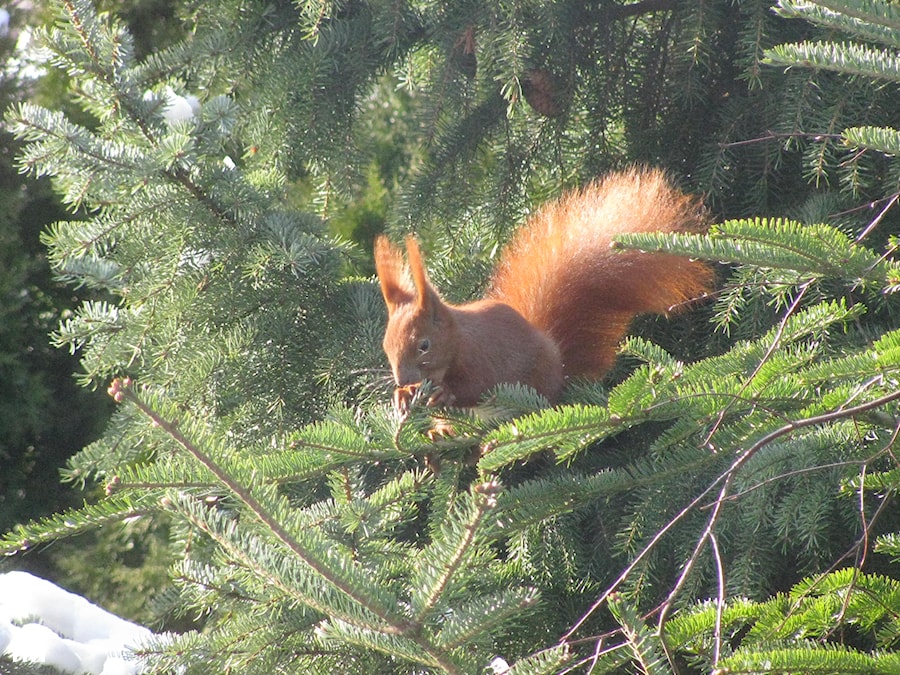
[375,166,712,407]
[488,166,713,380]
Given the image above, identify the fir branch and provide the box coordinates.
[561,385,900,643]
[765,40,900,82]
[315,619,449,670]
[608,593,672,675]
[40,1,251,229]
[7,102,144,173]
[108,378,410,633]
[843,125,900,154]
[164,492,373,625]
[478,405,616,471]
[493,471,627,533]
[61,0,102,67]
[165,164,237,226]
[435,586,539,650]
[333,468,430,538]
[701,281,811,448]
[618,220,890,282]
[656,456,737,659]
[560,630,638,675]
[718,642,897,673]
[505,644,572,675]
[775,0,900,48]
[667,569,900,663]
[409,480,501,625]
[795,0,900,32]
[0,494,155,555]
[874,532,900,559]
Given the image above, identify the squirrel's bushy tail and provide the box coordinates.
[487,166,713,380]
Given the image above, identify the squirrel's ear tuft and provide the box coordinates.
[374,235,415,313]
[403,236,437,314]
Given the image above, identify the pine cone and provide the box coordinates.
[522,68,565,117]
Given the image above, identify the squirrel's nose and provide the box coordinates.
[394,365,422,388]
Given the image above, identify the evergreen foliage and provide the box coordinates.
[4,0,900,673]
[0,0,111,538]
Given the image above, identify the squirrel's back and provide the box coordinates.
[487,166,713,380]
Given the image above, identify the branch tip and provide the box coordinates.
[107,376,133,402]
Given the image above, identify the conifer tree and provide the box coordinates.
[3,0,900,674]
[0,1,110,538]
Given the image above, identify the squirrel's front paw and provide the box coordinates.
[392,384,419,412]
[426,417,455,440]
[426,387,456,407]
[392,382,455,413]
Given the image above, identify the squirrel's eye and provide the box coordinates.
[417,338,430,353]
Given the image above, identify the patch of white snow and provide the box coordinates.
[0,571,152,674]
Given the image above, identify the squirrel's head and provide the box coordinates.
[374,235,458,390]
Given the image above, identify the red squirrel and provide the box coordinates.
[375,166,713,409]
